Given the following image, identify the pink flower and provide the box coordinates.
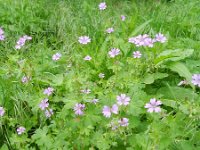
[145,98,162,113]
[154,33,167,43]
[0,27,4,35]
[128,34,154,47]
[39,98,49,110]
[84,55,92,61]
[78,36,91,44]
[117,94,130,106]
[91,99,99,104]
[121,15,126,21]
[133,51,142,58]
[118,118,129,127]
[108,48,120,58]
[99,73,105,78]
[52,53,62,61]
[73,103,85,115]
[80,89,91,94]
[106,27,114,33]
[102,104,118,118]
[0,107,5,117]
[191,74,200,87]
[15,35,32,49]
[43,87,54,96]
[17,126,26,135]
[0,35,5,41]
[45,109,54,118]
[21,76,30,83]
[99,2,107,10]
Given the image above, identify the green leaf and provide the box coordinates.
[143,73,168,84]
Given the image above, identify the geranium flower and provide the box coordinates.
[0,107,5,117]
[84,55,92,61]
[99,2,107,10]
[21,76,30,83]
[102,104,118,118]
[145,98,162,113]
[121,15,126,21]
[191,74,200,87]
[78,36,91,44]
[106,27,114,33]
[15,35,32,49]
[45,109,54,118]
[117,94,130,106]
[43,87,54,96]
[91,99,99,104]
[128,34,154,47]
[154,33,167,43]
[118,118,129,126]
[73,103,85,115]
[52,53,62,61]
[133,51,142,58]
[39,98,49,110]
[108,48,120,58]
[17,126,26,135]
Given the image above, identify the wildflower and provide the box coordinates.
[17,126,26,135]
[80,89,91,94]
[73,103,85,115]
[0,28,4,35]
[102,104,118,118]
[106,27,114,34]
[43,87,54,96]
[110,121,119,130]
[145,98,162,113]
[84,55,92,61]
[154,33,167,43]
[99,2,107,10]
[0,107,5,117]
[99,73,105,79]
[15,35,32,49]
[78,36,91,44]
[117,94,130,106]
[133,51,142,58]
[118,118,129,127]
[191,74,200,87]
[121,15,126,21]
[39,98,49,110]
[45,109,54,118]
[178,79,188,86]
[52,53,62,61]
[128,34,154,47]
[91,99,99,104]
[21,76,30,83]
[0,27,5,41]
[108,48,120,58]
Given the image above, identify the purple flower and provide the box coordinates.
[0,28,4,35]
[154,33,167,43]
[39,98,49,110]
[52,53,62,61]
[191,74,200,87]
[108,48,120,58]
[84,55,92,61]
[110,121,119,130]
[99,73,105,79]
[121,15,126,21]
[45,109,54,118]
[73,103,85,115]
[102,104,118,118]
[43,87,54,96]
[145,98,162,113]
[106,27,114,33]
[15,35,32,49]
[17,126,26,135]
[128,34,154,47]
[0,35,5,41]
[80,89,91,94]
[133,51,142,58]
[0,107,5,117]
[118,118,129,127]
[78,36,91,44]
[99,2,107,10]
[117,94,130,106]
[91,99,99,104]
[21,76,30,83]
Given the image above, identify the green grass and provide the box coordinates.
[0,0,200,149]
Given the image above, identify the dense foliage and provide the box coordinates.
[0,0,200,149]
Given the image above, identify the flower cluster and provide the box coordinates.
[0,27,5,41]
[129,33,167,47]
[15,35,32,49]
